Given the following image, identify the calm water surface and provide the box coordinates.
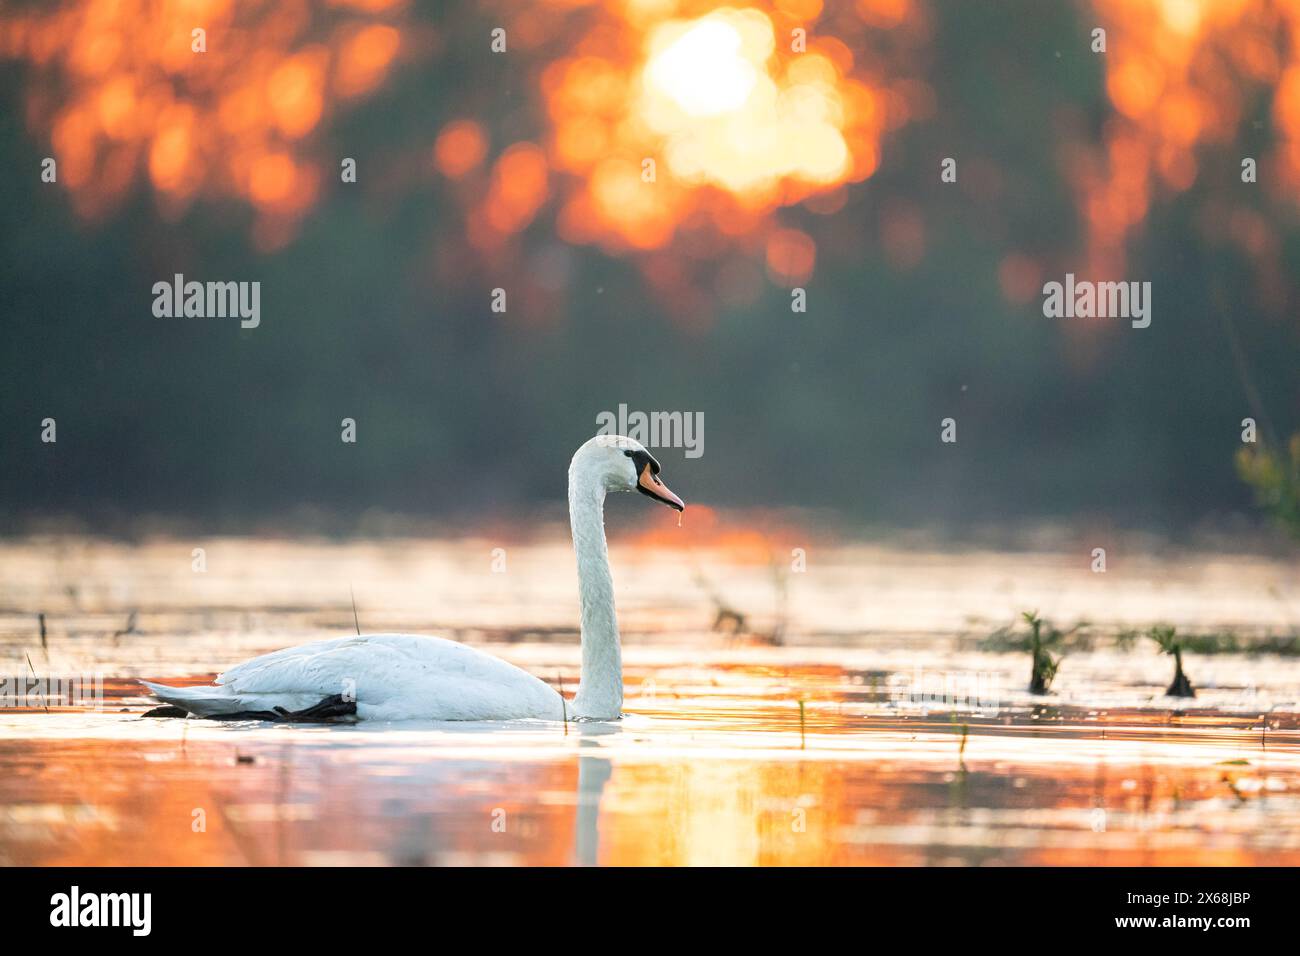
[1,535,1298,865]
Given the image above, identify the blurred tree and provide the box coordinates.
[1237,437,1300,540]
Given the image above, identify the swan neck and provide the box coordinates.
[568,471,622,719]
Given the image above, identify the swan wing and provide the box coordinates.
[214,633,562,721]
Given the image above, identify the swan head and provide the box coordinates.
[572,435,685,512]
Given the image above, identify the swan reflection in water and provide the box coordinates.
[573,722,618,866]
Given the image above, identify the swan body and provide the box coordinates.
[142,634,565,721]
[140,435,685,722]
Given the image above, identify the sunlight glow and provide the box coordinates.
[638,9,850,195]
[645,18,759,117]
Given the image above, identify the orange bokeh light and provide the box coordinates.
[480,142,550,240]
[268,49,328,140]
[434,120,488,179]
[1079,0,1300,291]
[524,0,915,279]
[765,228,816,286]
[0,0,409,246]
[335,24,401,98]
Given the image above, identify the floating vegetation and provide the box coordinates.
[972,613,1277,697]
[111,610,139,641]
[1117,629,1300,657]
[1149,625,1196,698]
[977,614,1093,655]
[1222,774,1248,803]
[692,556,786,646]
[975,622,1300,658]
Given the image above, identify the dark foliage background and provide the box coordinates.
[1,1,1296,534]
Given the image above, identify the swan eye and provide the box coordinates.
[625,448,662,478]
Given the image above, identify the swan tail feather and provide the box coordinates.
[139,680,356,722]
[138,679,246,717]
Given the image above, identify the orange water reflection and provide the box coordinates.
[3,697,1298,866]
[2,536,1300,866]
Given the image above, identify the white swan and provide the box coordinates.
[140,435,685,722]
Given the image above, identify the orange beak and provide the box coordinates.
[637,462,685,512]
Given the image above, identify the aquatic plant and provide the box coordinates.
[975,612,1070,693]
[694,567,785,645]
[1023,612,1061,695]
[1149,625,1195,698]
[110,610,138,641]
[950,713,969,769]
[25,653,47,714]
